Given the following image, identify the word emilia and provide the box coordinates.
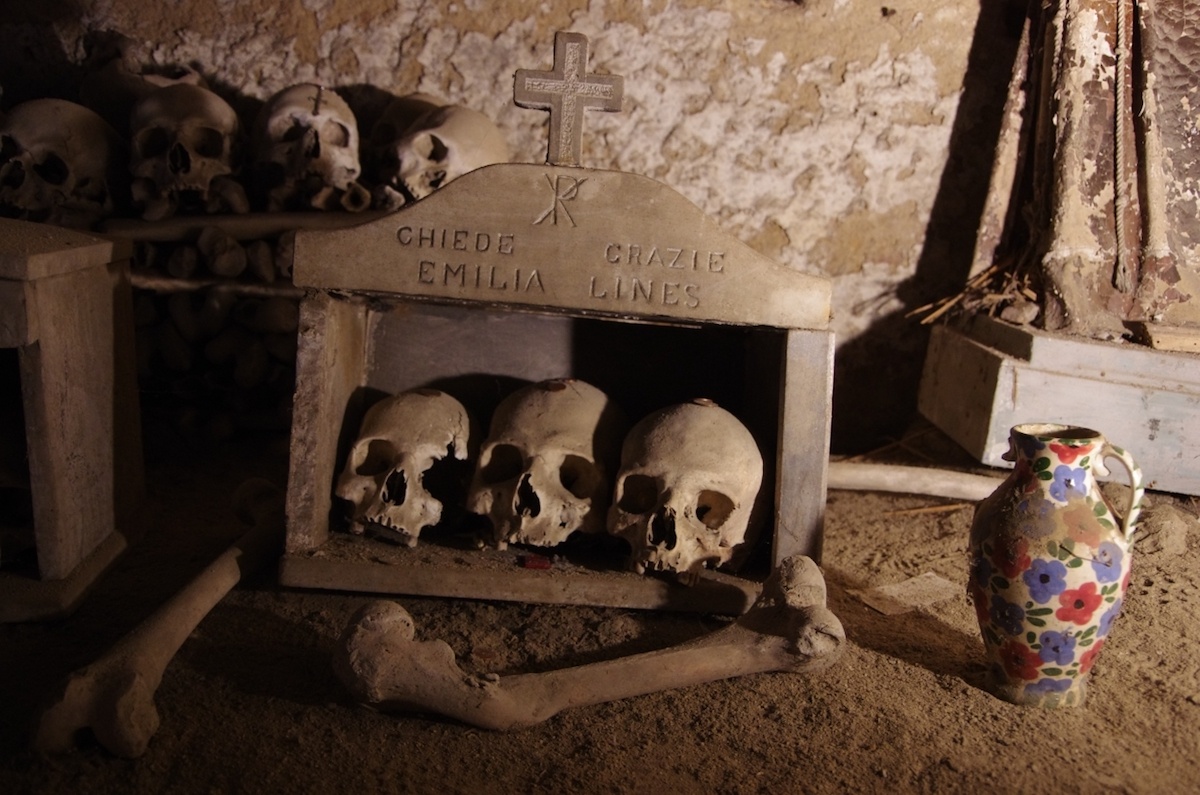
[400,226,724,309]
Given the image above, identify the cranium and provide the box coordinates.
[251,83,370,212]
[467,379,628,549]
[0,99,125,228]
[608,399,764,575]
[366,93,509,210]
[129,83,249,220]
[335,389,473,547]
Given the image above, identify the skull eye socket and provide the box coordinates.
[354,439,399,477]
[33,153,69,186]
[559,455,601,499]
[319,120,351,148]
[478,443,525,485]
[137,127,171,158]
[0,135,20,162]
[427,134,449,164]
[191,127,227,159]
[695,490,735,531]
[281,121,309,143]
[617,474,659,515]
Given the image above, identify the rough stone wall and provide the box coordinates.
[2,0,1015,447]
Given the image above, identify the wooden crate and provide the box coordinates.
[281,163,834,614]
[919,315,1200,495]
[0,220,143,621]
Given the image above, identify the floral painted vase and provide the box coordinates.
[967,423,1144,708]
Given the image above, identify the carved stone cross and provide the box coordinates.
[514,31,624,167]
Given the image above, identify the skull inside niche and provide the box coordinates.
[335,389,474,547]
[0,99,126,228]
[129,84,249,220]
[366,93,509,210]
[251,83,370,212]
[608,399,764,575]
[467,379,628,549]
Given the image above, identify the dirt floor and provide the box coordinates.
[1,422,1198,794]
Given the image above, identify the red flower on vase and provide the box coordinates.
[989,534,1031,578]
[1049,442,1094,465]
[998,640,1043,680]
[1080,640,1106,673]
[1056,582,1103,625]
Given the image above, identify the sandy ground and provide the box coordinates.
[2,424,1198,794]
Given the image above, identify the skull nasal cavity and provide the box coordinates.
[382,468,407,506]
[650,508,677,550]
[515,473,540,518]
[169,143,191,174]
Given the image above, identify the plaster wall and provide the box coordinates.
[1,0,1020,447]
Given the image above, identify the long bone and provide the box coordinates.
[34,481,284,758]
[334,554,844,730]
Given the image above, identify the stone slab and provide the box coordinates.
[293,163,831,331]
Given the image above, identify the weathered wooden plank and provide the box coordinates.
[0,280,32,347]
[920,322,1200,495]
[279,541,759,616]
[21,265,116,579]
[0,220,119,281]
[775,329,834,563]
[285,292,370,552]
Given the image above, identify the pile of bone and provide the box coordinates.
[336,379,766,576]
[134,283,298,440]
[0,59,508,227]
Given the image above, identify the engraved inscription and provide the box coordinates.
[604,243,725,272]
[418,261,546,294]
[587,276,700,308]
[397,226,514,255]
[534,174,587,227]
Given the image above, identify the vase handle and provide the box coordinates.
[1097,442,1145,540]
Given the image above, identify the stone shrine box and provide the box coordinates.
[0,219,143,622]
[282,32,833,614]
[281,161,833,614]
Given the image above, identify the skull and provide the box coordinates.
[335,389,473,547]
[467,379,628,548]
[608,399,764,575]
[366,93,509,210]
[251,83,370,212]
[129,83,249,220]
[0,99,125,228]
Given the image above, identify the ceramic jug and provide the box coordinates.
[967,423,1144,708]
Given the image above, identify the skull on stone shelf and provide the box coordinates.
[335,389,474,548]
[608,399,764,575]
[251,83,370,212]
[467,379,628,549]
[365,93,509,210]
[0,99,125,228]
[129,83,248,220]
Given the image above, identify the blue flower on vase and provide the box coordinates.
[1050,465,1088,502]
[1024,677,1074,695]
[1091,541,1124,583]
[1023,558,1067,603]
[1016,497,1056,538]
[1037,630,1077,665]
[1015,434,1045,460]
[1098,599,1124,637]
[990,596,1026,636]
